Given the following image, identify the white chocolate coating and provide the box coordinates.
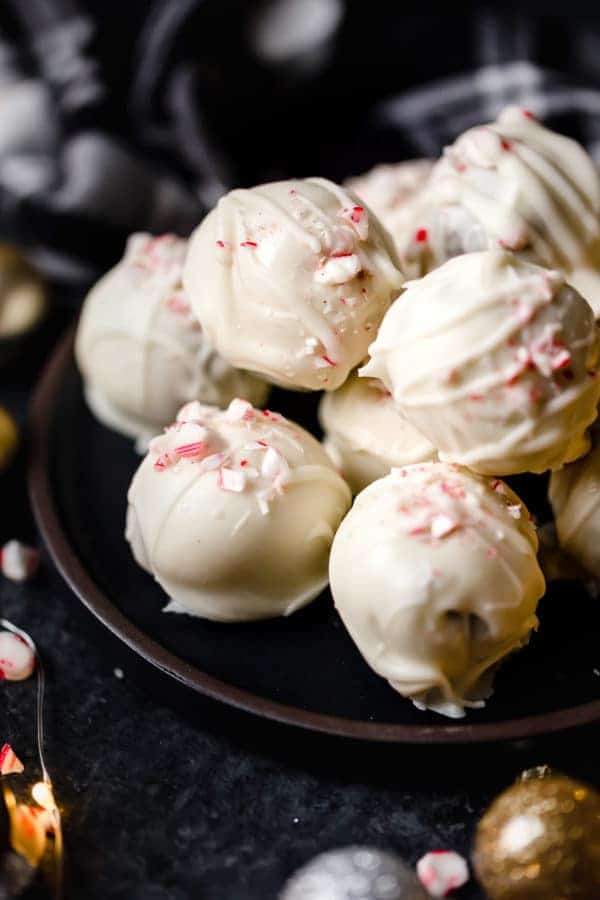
[318,373,436,492]
[549,430,600,578]
[400,107,600,288]
[76,233,269,444]
[183,178,403,391]
[126,398,351,621]
[362,250,600,475]
[345,159,434,250]
[329,463,544,718]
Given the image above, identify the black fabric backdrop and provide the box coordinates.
[0,1,600,285]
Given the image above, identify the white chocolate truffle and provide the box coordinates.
[549,431,600,578]
[400,107,600,291]
[76,233,269,444]
[329,463,544,718]
[126,398,351,621]
[182,178,403,391]
[318,373,436,492]
[362,250,600,475]
[345,159,434,249]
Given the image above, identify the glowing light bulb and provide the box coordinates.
[31,780,55,811]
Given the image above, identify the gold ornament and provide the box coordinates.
[0,244,47,352]
[474,769,600,899]
[0,405,18,472]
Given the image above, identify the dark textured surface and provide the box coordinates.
[2,311,600,900]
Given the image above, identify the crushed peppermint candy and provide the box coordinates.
[176,400,210,423]
[148,402,294,513]
[1,541,40,582]
[165,291,191,316]
[298,336,320,359]
[0,743,24,775]
[316,354,337,368]
[440,481,465,499]
[127,233,187,275]
[340,204,369,240]
[217,467,246,493]
[153,452,176,471]
[430,515,459,539]
[173,441,210,459]
[0,631,35,681]
[315,252,362,285]
[417,850,469,897]
[225,398,255,422]
[506,504,522,519]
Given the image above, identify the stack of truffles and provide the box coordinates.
[76,108,600,719]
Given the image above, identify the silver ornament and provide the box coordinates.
[280,846,429,900]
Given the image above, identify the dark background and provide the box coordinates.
[1,3,600,898]
[1,1,600,279]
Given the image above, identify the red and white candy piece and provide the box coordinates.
[0,631,35,681]
[341,204,369,240]
[0,742,24,775]
[1,540,40,582]
[225,398,255,422]
[315,252,362,285]
[417,850,469,897]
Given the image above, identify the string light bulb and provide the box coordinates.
[1,618,63,898]
[31,780,56,812]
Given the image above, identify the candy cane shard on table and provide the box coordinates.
[416,850,469,897]
[0,541,40,583]
[0,744,24,775]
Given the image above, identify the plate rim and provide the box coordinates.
[28,325,600,744]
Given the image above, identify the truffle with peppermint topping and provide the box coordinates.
[362,250,600,475]
[549,427,600,578]
[329,462,545,718]
[318,373,436,493]
[182,178,403,391]
[126,398,351,621]
[345,159,434,255]
[397,107,600,310]
[75,233,268,447]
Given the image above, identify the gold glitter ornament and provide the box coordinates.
[0,405,18,472]
[473,770,600,899]
[0,244,47,365]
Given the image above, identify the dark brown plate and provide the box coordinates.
[28,327,600,743]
